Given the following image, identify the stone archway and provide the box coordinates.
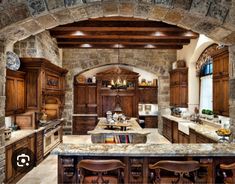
[62,48,175,134]
[0,0,235,182]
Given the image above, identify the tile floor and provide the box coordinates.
[17,128,170,184]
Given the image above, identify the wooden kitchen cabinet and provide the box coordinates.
[35,129,44,165]
[138,86,158,104]
[170,68,188,107]
[5,69,26,116]
[73,116,98,135]
[212,47,229,116]
[5,133,36,184]
[139,116,158,128]
[20,58,68,115]
[96,67,139,117]
[172,120,178,143]
[189,128,217,143]
[74,83,97,114]
[162,117,173,142]
[178,131,189,143]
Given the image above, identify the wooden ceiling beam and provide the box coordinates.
[50,27,186,32]
[58,44,183,49]
[52,20,185,29]
[57,41,189,46]
[53,35,198,39]
[56,38,190,44]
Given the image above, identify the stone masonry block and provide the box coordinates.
[102,1,119,16]
[190,0,211,16]
[45,0,65,11]
[148,5,169,20]
[85,3,103,18]
[69,7,88,21]
[119,2,135,16]
[134,3,152,18]
[20,19,44,35]
[65,0,84,7]
[35,14,59,29]
[52,9,74,25]
[173,0,192,10]
[26,0,48,16]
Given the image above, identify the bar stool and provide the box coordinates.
[77,159,125,184]
[220,162,235,184]
[149,160,200,184]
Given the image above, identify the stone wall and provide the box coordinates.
[229,45,235,140]
[0,39,5,183]
[62,48,176,134]
[13,31,62,66]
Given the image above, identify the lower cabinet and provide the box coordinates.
[178,131,189,143]
[172,121,178,143]
[73,116,98,135]
[139,116,158,128]
[5,133,35,184]
[162,117,173,142]
[189,128,217,143]
[35,129,44,165]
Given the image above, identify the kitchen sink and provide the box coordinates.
[178,121,195,135]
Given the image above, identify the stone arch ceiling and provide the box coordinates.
[0,0,234,45]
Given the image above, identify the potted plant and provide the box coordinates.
[201,109,206,118]
[207,110,214,120]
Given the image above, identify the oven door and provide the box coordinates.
[44,126,62,156]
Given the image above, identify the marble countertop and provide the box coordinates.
[52,143,235,157]
[5,127,45,146]
[88,118,150,135]
[162,115,220,142]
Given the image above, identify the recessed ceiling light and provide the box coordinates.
[72,31,85,36]
[145,44,155,48]
[184,31,194,37]
[113,44,124,48]
[152,32,164,36]
[80,44,92,48]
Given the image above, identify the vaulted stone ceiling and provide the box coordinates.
[0,0,234,45]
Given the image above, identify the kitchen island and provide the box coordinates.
[53,143,235,183]
[88,118,150,143]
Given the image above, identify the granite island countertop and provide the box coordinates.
[162,115,221,142]
[52,143,235,157]
[88,118,150,135]
[5,127,45,146]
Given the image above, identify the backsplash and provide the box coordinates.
[138,104,158,115]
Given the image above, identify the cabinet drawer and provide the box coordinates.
[15,138,28,149]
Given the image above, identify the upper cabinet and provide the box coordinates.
[6,69,26,116]
[20,58,68,115]
[170,68,188,107]
[138,86,158,104]
[74,83,97,114]
[96,67,139,117]
[212,48,229,116]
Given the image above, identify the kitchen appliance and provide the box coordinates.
[41,120,63,156]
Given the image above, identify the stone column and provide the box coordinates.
[229,45,235,141]
[0,39,6,183]
[158,75,170,134]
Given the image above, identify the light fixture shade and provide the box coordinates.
[114,103,122,112]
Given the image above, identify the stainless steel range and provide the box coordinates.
[40,119,63,156]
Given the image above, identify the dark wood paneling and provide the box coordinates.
[50,17,199,49]
[139,86,158,104]
[73,116,98,135]
[212,48,229,116]
[5,70,26,116]
[144,116,158,128]
[170,68,188,107]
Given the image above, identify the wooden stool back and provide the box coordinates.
[220,162,235,184]
[149,160,200,184]
[77,159,125,184]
